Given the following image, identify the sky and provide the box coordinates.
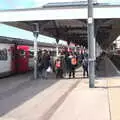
[0,0,120,10]
[0,0,120,44]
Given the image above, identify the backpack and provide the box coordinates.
[71,57,77,65]
[55,60,61,68]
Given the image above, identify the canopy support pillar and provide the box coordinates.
[88,0,95,88]
[67,40,70,52]
[56,39,59,56]
[74,44,77,53]
[33,23,39,80]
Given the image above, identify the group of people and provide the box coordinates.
[55,52,77,79]
[37,49,89,80]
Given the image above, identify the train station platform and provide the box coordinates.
[0,68,120,120]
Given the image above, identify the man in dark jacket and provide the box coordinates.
[55,57,63,78]
[68,52,77,79]
[41,50,50,79]
[82,57,88,78]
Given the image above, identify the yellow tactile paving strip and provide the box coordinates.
[108,77,120,120]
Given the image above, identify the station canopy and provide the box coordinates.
[3,1,118,48]
[5,19,88,47]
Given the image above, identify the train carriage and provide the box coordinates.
[0,36,16,77]
[0,36,58,77]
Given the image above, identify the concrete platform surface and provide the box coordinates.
[0,70,111,120]
[49,79,110,120]
[108,77,120,120]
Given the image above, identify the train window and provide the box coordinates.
[29,51,34,58]
[19,50,25,56]
[0,48,8,61]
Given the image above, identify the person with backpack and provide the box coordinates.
[68,52,77,79]
[55,57,63,78]
[82,56,88,78]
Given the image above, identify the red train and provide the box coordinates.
[0,36,57,77]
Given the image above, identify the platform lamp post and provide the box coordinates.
[88,0,95,88]
[32,23,39,80]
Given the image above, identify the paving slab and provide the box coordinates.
[108,77,120,120]
[49,79,110,120]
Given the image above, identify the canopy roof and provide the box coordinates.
[1,2,120,48]
[6,18,115,48]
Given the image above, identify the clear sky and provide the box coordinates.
[0,0,120,44]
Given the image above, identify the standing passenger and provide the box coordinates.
[82,57,88,78]
[64,52,69,76]
[68,53,77,79]
[55,57,63,78]
[37,51,44,79]
[41,50,50,80]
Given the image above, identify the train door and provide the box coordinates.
[10,45,16,73]
[17,45,29,73]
